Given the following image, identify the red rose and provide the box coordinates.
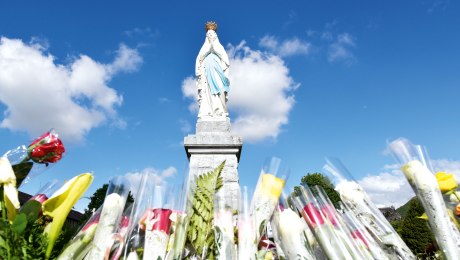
[28,130,65,164]
[139,208,173,233]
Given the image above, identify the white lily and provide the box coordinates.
[0,156,20,221]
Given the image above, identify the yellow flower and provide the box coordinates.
[260,173,285,200]
[0,157,20,222]
[43,173,93,258]
[436,172,458,193]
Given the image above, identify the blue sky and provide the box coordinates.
[1,0,460,210]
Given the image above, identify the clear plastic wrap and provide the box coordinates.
[84,175,130,260]
[388,138,460,259]
[323,157,414,259]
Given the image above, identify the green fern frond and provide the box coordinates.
[185,161,225,259]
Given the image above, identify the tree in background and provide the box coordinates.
[398,198,436,257]
[80,184,134,225]
[295,172,341,208]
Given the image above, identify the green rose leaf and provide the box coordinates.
[12,213,28,235]
[19,200,41,224]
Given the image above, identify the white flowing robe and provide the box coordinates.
[195,30,230,119]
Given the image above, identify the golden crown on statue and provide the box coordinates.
[205,21,218,32]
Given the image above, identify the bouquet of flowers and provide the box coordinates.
[435,171,460,229]
[338,202,389,260]
[249,157,286,248]
[0,130,93,260]
[323,157,414,259]
[237,186,256,260]
[313,186,374,259]
[213,189,236,260]
[292,185,354,259]
[84,176,130,260]
[269,198,315,260]
[388,138,460,259]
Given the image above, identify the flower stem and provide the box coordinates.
[0,186,6,220]
[454,192,460,202]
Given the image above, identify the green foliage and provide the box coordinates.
[398,198,436,256]
[0,197,59,259]
[0,215,48,259]
[396,197,415,218]
[185,161,225,260]
[297,172,341,208]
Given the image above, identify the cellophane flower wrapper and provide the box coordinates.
[23,179,62,217]
[4,129,65,187]
[249,157,286,247]
[85,175,130,260]
[238,185,257,260]
[293,185,353,259]
[27,179,62,205]
[388,138,460,259]
[123,172,152,260]
[57,206,103,260]
[269,200,315,260]
[323,157,415,259]
[213,189,236,260]
[166,171,194,260]
[106,203,133,260]
[141,184,174,260]
[338,202,389,260]
[314,185,373,259]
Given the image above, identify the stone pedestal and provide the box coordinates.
[184,118,242,210]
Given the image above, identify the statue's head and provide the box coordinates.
[206,29,218,43]
[205,21,218,32]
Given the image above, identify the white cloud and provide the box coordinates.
[358,168,414,208]
[182,41,298,142]
[328,33,356,64]
[359,159,460,208]
[0,37,142,142]
[181,77,199,113]
[259,35,311,57]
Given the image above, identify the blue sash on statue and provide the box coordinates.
[205,53,230,95]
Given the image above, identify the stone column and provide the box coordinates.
[184,118,242,210]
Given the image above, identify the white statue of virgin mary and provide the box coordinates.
[195,21,230,119]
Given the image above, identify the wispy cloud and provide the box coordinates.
[259,35,311,57]
[0,37,142,143]
[123,27,160,38]
[328,33,356,65]
[182,41,298,143]
[179,119,192,134]
[426,0,450,13]
[283,10,298,28]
